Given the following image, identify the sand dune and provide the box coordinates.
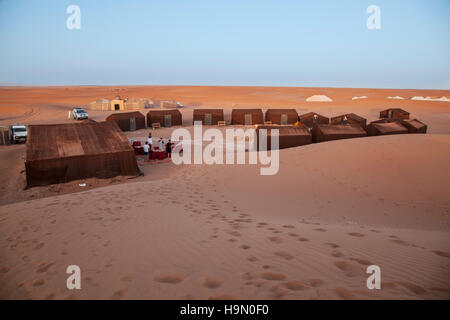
[306,95,333,102]
[410,96,449,102]
[0,134,449,299]
[387,96,405,100]
[352,96,367,100]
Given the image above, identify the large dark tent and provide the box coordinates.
[379,108,410,120]
[400,119,427,134]
[298,112,329,128]
[256,125,312,150]
[368,119,409,136]
[147,109,182,127]
[231,109,264,125]
[193,109,224,125]
[331,113,367,130]
[106,112,146,132]
[311,124,367,143]
[265,109,299,125]
[25,122,140,187]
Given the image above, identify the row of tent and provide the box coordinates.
[106,107,424,133]
[105,107,427,152]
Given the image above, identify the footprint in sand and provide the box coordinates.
[389,239,409,246]
[247,256,258,262]
[334,261,361,277]
[268,236,282,244]
[34,242,45,250]
[0,266,10,273]
[240,244,250,250]
[154,274,184,284]
[269,285,289,298]
[37,262,54,273]
[314,228,327,232]
[274,251,294,260]
[309,279,325,287]
[120,276,133,282]
[33,278,45,287]
[326,242,340,248]
[203,278,223,289]
[111,290,126,299]
[331,250,345,258]
[335,287,356,299]
[298,237,309,242]
[432,250,450,258]
[348,232,364,237]
[282,280,309,291]
[348,257,372,266]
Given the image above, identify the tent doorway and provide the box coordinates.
[129,117,136,131]
[204,113,212,125]
[245,114,252,125]
[164,114,172,127]
[114,104,120,111]
[281,114,288,125]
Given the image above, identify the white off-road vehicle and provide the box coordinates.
[10,125,27,143]
[72,108,88,120]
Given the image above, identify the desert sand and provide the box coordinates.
[0,86,449,300]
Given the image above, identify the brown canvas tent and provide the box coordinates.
[0,126,10,145]
[193,109,224,125]
[106,112,145,132]
[299,112,329,128]
[331,113,367,130]
[231,109,264,125]
[367,119,408,136]
[256,125,312,150]
[265,109,299,125]
[147,109,182,127]
[311,124,367,143]
[400,119,427,134]
[25,121,140,187]
[379,108,410,120]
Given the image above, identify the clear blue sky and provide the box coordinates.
[0,0,449,89]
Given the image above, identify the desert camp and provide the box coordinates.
[106,112,146,132]
[25,121,140,187]
[311,124,367,143]
[380,108,410,120]
[264,109,299,125]
[331,113,367,129]
[231,109,264,125]
[299,112,330,128]
[193,109,224,125]
[256,124,312,150]
[147,109,182,128]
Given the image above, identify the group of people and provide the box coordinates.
[142,133,172,158]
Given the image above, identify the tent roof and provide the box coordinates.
[106,112,144,121]
[317,124,366,135]
[299,112,329,119]
[381,108,410,114]
[371,122,408,134]
[26,121,133,162]
[257,124,310,136]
